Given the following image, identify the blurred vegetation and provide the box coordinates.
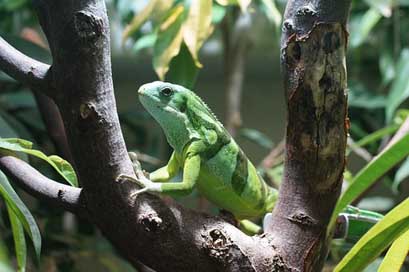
[0,0,409,271]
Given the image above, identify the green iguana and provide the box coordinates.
[118,81,278,230]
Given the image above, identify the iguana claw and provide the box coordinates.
[115,152,162,196]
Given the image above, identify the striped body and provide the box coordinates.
[195,141,275,219]
[138,81,277,220]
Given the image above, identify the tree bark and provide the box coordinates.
[265,0,351,271]
[0,0,351,271]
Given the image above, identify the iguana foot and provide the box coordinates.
[115,152,161,196]
[116,173,161,196]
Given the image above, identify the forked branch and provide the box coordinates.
[0,155,83,214]
[0,37,53,96]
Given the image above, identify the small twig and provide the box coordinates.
[0,155,83,215]
[0,37,54,97]
[384,117,409,149]
[347,137,372,162]
[34,91,75,164]
[261,139,285,169]
[223,11,252,136]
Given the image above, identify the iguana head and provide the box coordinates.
[138,81,199,152]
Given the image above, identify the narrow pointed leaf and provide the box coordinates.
[334,198,409,272]
[332,134,409,224]
[6,204,26,272]
[377,229,409,272]
[0,170,41,260]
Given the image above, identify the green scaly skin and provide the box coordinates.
[120,81,278,225]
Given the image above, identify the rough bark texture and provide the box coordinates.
[265,1,351,271]
[0,0,351,271]
[0,0,281,271]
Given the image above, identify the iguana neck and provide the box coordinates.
[152,111,196,154]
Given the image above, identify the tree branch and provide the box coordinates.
[223,10,251,136]
[0,37,53,96]
[26,1,290,270]
[0,155,83,214]
[265,1,352,271]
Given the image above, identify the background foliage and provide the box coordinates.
[0,0,409,271]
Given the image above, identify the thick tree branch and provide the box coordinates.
[25,1,291,271]
[0,37,53,96]
[265,1,352,271]
[0,155,82,214]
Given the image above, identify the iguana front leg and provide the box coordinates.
[118,147,201,196]
[149,151,180,182]
[117,152,161,194]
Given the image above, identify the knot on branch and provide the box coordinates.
[203,229,233,264]
[202,229,256,271]
[80,102,97,119]
[287,212,317,227]
[78,102,106,132]
[138,212,164,233]
[296,4,317,17]
[282,20,294,32]
[270,254,291,272]
[74,11,104,41]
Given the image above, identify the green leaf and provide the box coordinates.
[392,156,409,192]
[350,8,382,48]
[132,33,157,53]
[211,4,226,24]
[0,138,78,187]
[377,229,409,272]
[0,170,41,260]
[153,5,185,79]
[182,0,213,67]
[122,0,174,41]
[6,204,26,272]
[334,197,409,272]
[386,49,409,122]
[332,134,409,225]
[352,124,399,148]
[166,42,199,89]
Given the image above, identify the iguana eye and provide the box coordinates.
[160,87,173,97]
